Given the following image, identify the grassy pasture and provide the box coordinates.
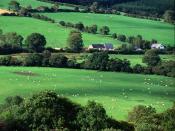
[41,12,175,45]
[0,16,123,48]
[110,54,175,66]
[0,0,73,9]
[0,66,174,120]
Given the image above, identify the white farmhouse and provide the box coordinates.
[151,43,165,50]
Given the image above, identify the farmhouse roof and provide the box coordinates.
[91,44,105,48]
[104,43,113,49]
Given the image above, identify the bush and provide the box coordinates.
[0,56,21,66]
[49,54,68,67]
[84,52,109,71]
[142,49,161,66]
[59,21,66,26]
[133,64,144,73]
[75,22,84,31]
[24,53,43,66]
[112,33,117,39]
[100,26,110,35]
[117,34,126,42]
[77,101,108,131]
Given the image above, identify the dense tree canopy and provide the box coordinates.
[142,49,161,66]
[8,0,20,11]
[25,33,46,52]
[0,91,134,130]
[67,30,84,52]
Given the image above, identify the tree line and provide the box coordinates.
[0,90,174,130]
[0,29,174,77]
[38,0,175,22]
[0,50,175,78]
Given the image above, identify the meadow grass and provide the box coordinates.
[0,16,123,48]
[110,54,175,66]
[41,12,175,45]
[0,66,174,120]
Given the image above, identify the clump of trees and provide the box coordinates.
[163,10,175,24]
[142,49,161,66]
[0,31,23,54]
[0,90,134,131]
[84,52,132,72]
[25,33,46,53]
[0,30,48,54]
[128,103,175,131]
[8,0,20,11]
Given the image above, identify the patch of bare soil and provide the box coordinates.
[13,71,39,76]
[0,9,13,14]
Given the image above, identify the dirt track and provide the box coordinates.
[0,9,12,14]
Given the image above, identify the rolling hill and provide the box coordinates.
[0,16,123,48]
[41,12,175,45]
[0,66,174,120]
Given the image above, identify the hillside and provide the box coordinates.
[41,12,175,45]
[38,0,136,5]
[0,16,122,48]
[0,0,73,9]
[113,0,175,16]
[0,66,174,120]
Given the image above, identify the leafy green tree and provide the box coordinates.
[75,22,84,31]
[85,52,109,71]
[59,21,66,26]
[51,3,59,12]
[133,35,143,48]
[67,31,84,52]
[5,96,23,106]
[163,10,175,23]
[49,54,68,67]
[87,25,98,34]
[128,105,156,123]
[133,64,144,73]
[77,101,108,131]
[100,26,110,35]
[25,53,43,66]
[0,29,3,35]
[0,32,23,47]
[18,7,30,16]
[74,7,79,12]
[0,56,12,66]
[142,49,161,66]
[42,50,51,66]
[117,34,126,42]
[0,91,81,130]
[90,2,99,12]
[8,0,20,11]
[112,33,117,39]
[25,33,46,52]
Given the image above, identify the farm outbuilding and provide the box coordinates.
[151,43,165,50]
[88,43,114,51]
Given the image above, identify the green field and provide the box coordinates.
[0,0,73,9]
[0,66,174,120]
[41,12,175,45]
[0,16,123,48]
[110,54,175,66]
